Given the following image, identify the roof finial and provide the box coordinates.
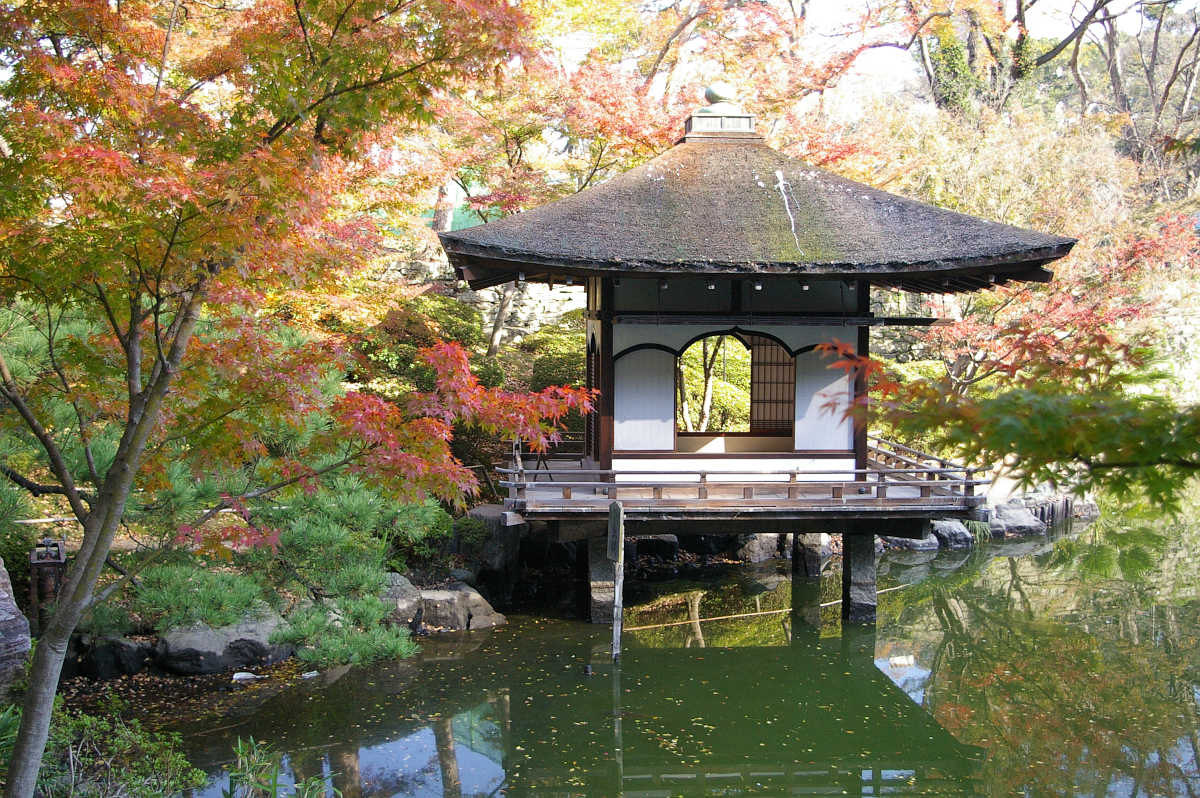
[684,81,755,138]
[704,82,737,105]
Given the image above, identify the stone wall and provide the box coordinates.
[381,253,585,345]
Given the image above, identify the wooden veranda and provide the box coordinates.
[500,436,987,526]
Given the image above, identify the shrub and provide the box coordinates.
[133,564,265,631]
[386,499,454,568]
[0,483,34,611]
[0,700,205,798]
[78,602,134,637]
[272,597,418,667]
[453,515,489,547]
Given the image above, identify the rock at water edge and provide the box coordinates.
[881,532,940,552]
[418,583,506,632]
[990,502,1047,537]
[382,572,422,626]
[156,610,293,675]
[930,520,975,550]
[736,534,783,563]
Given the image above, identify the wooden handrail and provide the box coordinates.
[497,466,974,477]
[868,435,968,470]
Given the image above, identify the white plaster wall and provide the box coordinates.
[613,348,675,450]
[794,350,853,450]
[612,457,855,481]
[613,323,853,357]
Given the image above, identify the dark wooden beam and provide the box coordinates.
[599,279,615,469]
[854,282,870,479]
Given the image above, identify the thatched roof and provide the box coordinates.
[440,131,1075,293]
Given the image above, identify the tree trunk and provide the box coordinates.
[486,282,518,357]
[4,293,203,798]
[432,184,454,233]
[676,361,693,432]
[697,336,723,432]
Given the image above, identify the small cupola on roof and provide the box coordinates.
[682,83,757,140]
[439,87,1075,293]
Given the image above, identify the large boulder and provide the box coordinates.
[156,610,293,675]
[990,502,1047,538]
[736,534,783,563]
[881,532,940,551]
[418,583,506,632]
[381,572,421,626]
[76,636,153,681]
[635,535,679,560]
[0,556,31,695]
[930,520,975,550]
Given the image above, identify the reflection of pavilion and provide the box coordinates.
[504,577,984,796]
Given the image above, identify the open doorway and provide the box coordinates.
[675,332,795,452]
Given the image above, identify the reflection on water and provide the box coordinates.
[176,516,1200,797]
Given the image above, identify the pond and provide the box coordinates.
[173,512,1200,797]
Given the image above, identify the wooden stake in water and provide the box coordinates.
[608,501,625,662]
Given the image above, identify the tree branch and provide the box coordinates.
[1033,0,1116,70]
[188,449,370,529]
[0,353,90,522]
[0,464,92,503]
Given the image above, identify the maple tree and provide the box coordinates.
[0,0,599,793]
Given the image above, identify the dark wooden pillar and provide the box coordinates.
[841,532,877,624]
[853,281,870,475]
[599,278,615,469]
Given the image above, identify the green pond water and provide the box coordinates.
[176,513,1200,797]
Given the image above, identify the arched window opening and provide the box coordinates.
[676,335,751,433]
[675,333,796,447]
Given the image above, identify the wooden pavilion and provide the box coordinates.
[439,91,1074,622]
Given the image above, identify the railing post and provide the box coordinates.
[698,472,708,499]
[876,470,887,499]
[964,468,974,498]
[787,471,799,500]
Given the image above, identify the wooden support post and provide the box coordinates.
[698,472,708,499]
[787,472,799,500]
[562,487,572,499]
[831,485,843,499]
[652,486,663,500]
[608,501,625,662]
[588,535,615,624]
[743,486,754,500]
[841,532,877,624]
[965,468,975,498]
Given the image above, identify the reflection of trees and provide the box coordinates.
[923,544,1200,798]
[434,717,463,798]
